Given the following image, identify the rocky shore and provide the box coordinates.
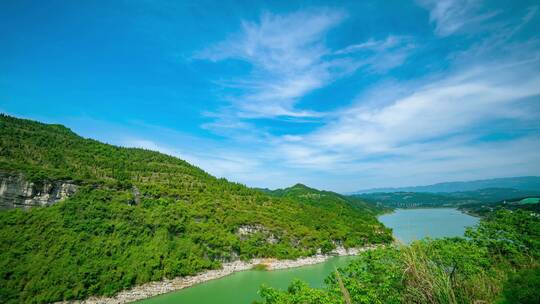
[61,245,378,304]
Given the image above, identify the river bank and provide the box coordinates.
[61,245,377,304]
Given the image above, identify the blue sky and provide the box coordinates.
[2,0,540,192]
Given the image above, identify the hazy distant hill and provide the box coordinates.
[458,196,540,217]
[352,176,540,194]
[354,187,540,209]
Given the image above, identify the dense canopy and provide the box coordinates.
[0,115,391,303]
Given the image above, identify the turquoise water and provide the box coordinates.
[138,256,355,304]
[138,208,477,303]
[378,208,479,243]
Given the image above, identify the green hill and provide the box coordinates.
[458,196,540,217]
[0,114,391,303]
[267,183,390,215]
[264,184,391,250]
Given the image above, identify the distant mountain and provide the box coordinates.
[352,176,540,194]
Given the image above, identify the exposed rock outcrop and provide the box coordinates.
[129,186,141,206]
[236,224,279,244]
[0,172,78,209]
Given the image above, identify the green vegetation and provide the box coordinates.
[0,114,391,303]
[252,264,270,271]
[519,197,540,205]
[355,188,540,209]
[458,196,540,217]
[264,184,392,249]
[356,186,540,217]
[258,210,540,304]
[502,267,540,304]
[267,183,389,214]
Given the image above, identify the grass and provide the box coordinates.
[400,243,505,304]
[519,197,540,205]
[252,264,269,271]
[401,243,457,304]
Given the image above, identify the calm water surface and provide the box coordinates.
[139,208,477,303]
[378,208,479,243]
[138,256,355,304]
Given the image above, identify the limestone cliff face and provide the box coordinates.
[236,224,279,244]
[0,172,78,209]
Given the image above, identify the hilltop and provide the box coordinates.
[266,183,390,215]
[0,114,391,303]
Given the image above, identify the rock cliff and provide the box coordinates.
[0,172,78,209]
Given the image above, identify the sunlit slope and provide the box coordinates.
[0,114,391,303]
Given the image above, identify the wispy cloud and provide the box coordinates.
[196,9,345,119]
[183,5,540,191]
[196,9,414,124]
[417,0,498,36]
[334,36,412,54]
[6,1,540,192]
[313,63,540,150]
[334,35,415,73]
[269,54,540,189]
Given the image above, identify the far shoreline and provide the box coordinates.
[379,206,482,218]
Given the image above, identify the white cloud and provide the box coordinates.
[269,56,540,190]
[417,0,498,36]
[187,7,540,191]
[334,36,415,73]
[336,135,540,190]
[196,9,414,121]
[68,54,540,192]
[104,5,540,192]
[196,9,345,118]
[334,36,412,54]
[311,60,539,150]
[522,5,539,24]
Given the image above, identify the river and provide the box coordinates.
[137,255,355,304]
[138,208,478,303]
[378,208,479,243]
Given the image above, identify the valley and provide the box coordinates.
[3,1,540,302]
[1,115,539,304]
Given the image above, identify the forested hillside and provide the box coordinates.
[458,197,540,217]
[0,114,391,303]
[355,188,540,209]
[264,184,392,249]
[266,183,389,215]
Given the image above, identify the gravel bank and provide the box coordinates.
[59,245,378,304]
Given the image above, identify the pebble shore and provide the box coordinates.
[59,245,378,304]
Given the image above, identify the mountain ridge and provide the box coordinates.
[352,176,540,194]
